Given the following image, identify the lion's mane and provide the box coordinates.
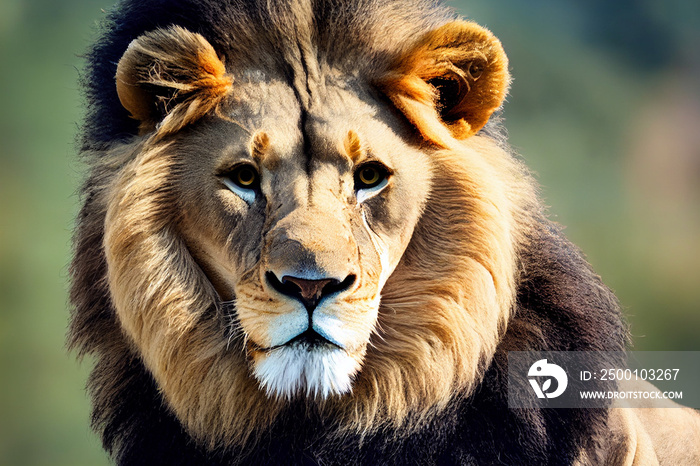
[70,1,628,464]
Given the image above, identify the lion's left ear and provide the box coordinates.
[116,26,233,137]
[378,21,510,145]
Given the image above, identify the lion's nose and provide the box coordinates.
[265,272,355,312]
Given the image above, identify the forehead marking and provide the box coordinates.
[343,130,363,164]
[251,131,278,170]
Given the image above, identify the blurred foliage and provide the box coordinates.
[1,1,115,464]
[0,0,698,464]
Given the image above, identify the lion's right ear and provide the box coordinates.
[116,26,233,136]
[378,21,510,147]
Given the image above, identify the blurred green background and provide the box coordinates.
[0,0,698,464]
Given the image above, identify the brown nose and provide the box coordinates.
[266,272,355,312]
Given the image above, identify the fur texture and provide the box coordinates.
[69,1,699,465]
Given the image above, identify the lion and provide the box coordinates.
[69,0,700,464]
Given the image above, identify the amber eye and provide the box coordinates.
[355,163,389,190]
[228,164,259,189]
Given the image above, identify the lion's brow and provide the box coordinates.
[343,130,363,163]
[251,131,278,169]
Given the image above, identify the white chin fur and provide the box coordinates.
[252,343,360,399]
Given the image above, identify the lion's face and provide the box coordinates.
[98,22,519,445]
[173,76,431,397]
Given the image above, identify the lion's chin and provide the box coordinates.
[252,341,361,399]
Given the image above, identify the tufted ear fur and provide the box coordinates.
[115,26,233,137]
[378,21,510,146]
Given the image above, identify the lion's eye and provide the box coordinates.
[221,164,260,204]
[355,164,389,190]
[229,165,259,189]
[354,162,391,203]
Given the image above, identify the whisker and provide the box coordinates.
[215,298,247,351]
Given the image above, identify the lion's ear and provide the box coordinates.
[115,26,233,136]
[379,21,510,145]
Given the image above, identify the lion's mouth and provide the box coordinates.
[262,329,343,352]
[250,331,359,398]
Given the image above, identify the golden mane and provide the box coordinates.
[338,135,536,433]
[91,122,535,447]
